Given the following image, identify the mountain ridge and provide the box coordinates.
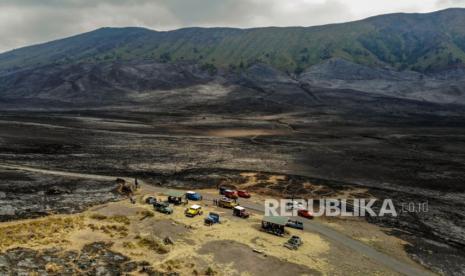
[1,8,465,73]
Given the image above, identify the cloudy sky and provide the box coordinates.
[0,0,464,53]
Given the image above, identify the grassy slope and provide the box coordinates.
[1,8,464,72]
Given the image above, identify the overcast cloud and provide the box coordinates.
[0,0,464,53]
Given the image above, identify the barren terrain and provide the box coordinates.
[1,181,430,275]
[1,110,464,275]
[1,8,465,275]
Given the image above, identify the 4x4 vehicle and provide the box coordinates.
[237,190,251,198]
[185,204,203,217]
[204,212,220,225]
[223,189,238,199]
[154,202,173,214]
[284,235,303,250]
[186,191,203,201]
[232,206,250,218]
[218,197,238,208]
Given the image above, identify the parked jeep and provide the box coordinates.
[185,204,203,217]
[186,191,203,201]
[284,235,303,250]
[204,212,220,225]
[154,202,173,214]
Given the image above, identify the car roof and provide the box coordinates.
[262,216,288,226]
[234,206,245,210]
[190,204,201,209]
[186,191,196,194]
[220,197,232,201]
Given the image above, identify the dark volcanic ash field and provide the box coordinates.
[1,109,465,274]
[0,60,465,275]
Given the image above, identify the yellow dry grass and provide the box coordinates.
[0,216,84,250]
[137,236,170,254]
[0,185,414,275]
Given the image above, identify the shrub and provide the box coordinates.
[122,241,136,249]
[138,238,170,254]
[140,210,154,219]
[205,267,216,275]
[89,214,107,220]
[110,215,130,225]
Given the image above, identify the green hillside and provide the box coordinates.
[1,8,465,73]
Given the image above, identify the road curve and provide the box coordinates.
[0,163,434,276]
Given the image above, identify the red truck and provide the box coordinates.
[223,189,238,199]
[237,190,251,198]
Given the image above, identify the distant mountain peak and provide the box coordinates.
[1,8,465,73]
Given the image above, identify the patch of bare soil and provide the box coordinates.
[233,172,343,198]
[206,128,288,137]
[90,202,146,217]
[131,218,190,242]
[198,240,321,276]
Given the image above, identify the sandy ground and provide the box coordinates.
[319,216,417,266]
[0,184,409,275]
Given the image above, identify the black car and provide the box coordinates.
[145,196,157,205]
[219,186,228,195]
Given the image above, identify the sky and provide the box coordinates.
[0,0,464,53]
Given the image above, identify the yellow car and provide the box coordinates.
[185,204,203,217]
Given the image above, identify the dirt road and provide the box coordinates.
[0,163,434,276]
